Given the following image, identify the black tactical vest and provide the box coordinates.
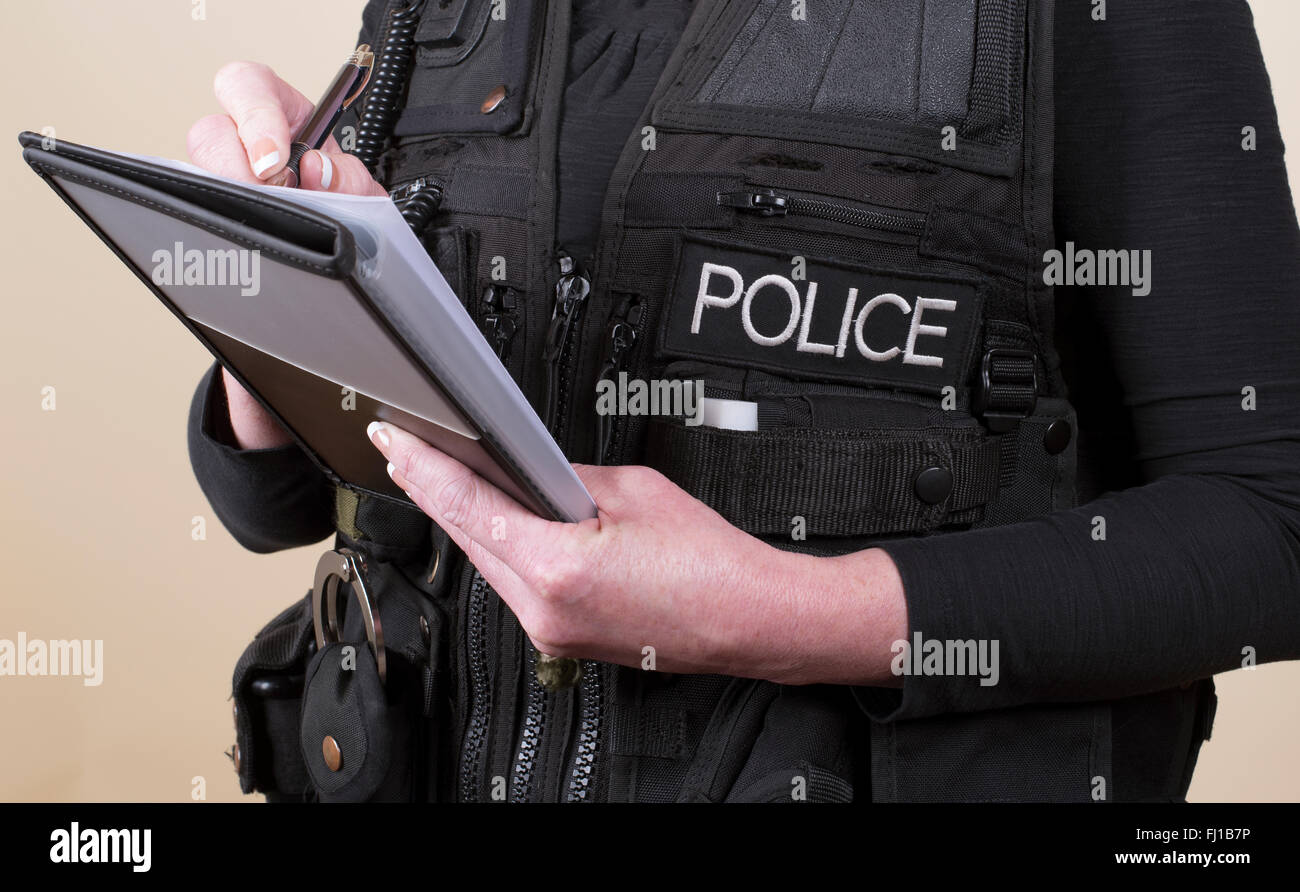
[229,0,1211,803]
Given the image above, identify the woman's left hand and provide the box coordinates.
[367,421,907,685]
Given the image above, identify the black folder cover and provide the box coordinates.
[19,132,596,523]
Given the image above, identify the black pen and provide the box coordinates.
[277,44,374,189]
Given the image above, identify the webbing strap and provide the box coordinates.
[610,706,688,759]
[980,350,1038,426]
[335,486,363,540]
[333,485,432,562]
[647,422,1002,537]
[975,347,1040,487]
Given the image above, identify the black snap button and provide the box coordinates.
[914,466,953,505]
[1043,419,1072,455]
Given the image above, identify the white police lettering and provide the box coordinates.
[693,262,956,367]
[797,283,837,356]
[905,297,958,367]
[691,262,743,331]
[741,274,800,346]
[854,293,909,361]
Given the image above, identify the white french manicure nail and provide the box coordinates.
[367,420,391,448]
[251,150,281,178]
[386,461,397,479]
[317,152,333,190]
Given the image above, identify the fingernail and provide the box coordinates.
[386,461,397,480]
[316,151,333,190]
[366,420,390,449]
[250,138,281,178]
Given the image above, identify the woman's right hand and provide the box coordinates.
[187,61,388,449]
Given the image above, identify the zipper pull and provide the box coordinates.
[718,188,789,217]
[595,297,643,385]
[542,254,591,430]
[721,188,926,235]
[481,284,519,362]
[543,255,591,362]
[389,177,431,203]
[594,297,643,464]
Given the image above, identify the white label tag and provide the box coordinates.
[699,397,759,431]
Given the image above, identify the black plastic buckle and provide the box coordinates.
[975,348,1038,434]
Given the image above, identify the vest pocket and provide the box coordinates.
[655,0,1024,174]
[673,680,861,802]
[417,223,476,304]
[231,593,317,800]
[868,701,1113,802]
[723,686,861,802]
[396,0,540,137]
[642,361,1003,540]
[285,543,449,802]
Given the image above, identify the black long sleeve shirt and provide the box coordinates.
[188,2,1300,721]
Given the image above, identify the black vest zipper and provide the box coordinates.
[566,659,604,801]
[718,188,925,236]
[510,647,547,802]
[541,254,592,433]
[508,254,592,801]
[554,265,609,801]
[459,569,492,802]
[536,252,610,801]
[389,172,480,804]
[594,296,644,465]
[548,0,734,801]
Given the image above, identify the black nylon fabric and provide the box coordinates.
[724,686,862,803]
[556,0,694,259]
[646,420,1002,536]
[961,0,1023,145]
[364,0,1061,804]
[608,705,687,759]
[205,0,1260,804]
[865,700,1111,802]
[230,594,316,797]
[335,486,431,565]
[394,0,540,136]
[299,642,397,800]
[594,0,1067,803]
[229,0,1070,804]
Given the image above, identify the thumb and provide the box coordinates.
[297,149,388,196]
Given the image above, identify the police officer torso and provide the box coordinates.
[230,0,1210,803]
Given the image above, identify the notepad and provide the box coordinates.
[20,132,596,523]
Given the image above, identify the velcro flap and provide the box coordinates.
[646,420,1001,537]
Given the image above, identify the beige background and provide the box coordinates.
[0,0,1296,802]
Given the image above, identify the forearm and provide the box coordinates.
[220,366,293,450]
[826,470,1300,721]
[188,363,334,552]
[757,546,907,688]
[761,449,1300,712]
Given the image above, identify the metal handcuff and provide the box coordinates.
[312,548,386,685]
[312,544,582,692]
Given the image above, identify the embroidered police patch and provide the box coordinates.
[659,238,982,393]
